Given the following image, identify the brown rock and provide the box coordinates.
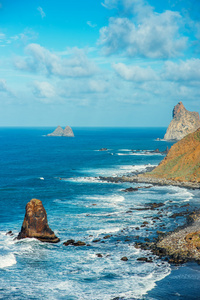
[121,256,128,261]
[17,199,60,243]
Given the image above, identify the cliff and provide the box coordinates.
[164,102,200,140]
[47,126,74,137]
[148,128,200,183]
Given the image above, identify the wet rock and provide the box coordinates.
[6,230,14,236]
[92,239,101,243]
[99,148,108,151]
[122,187,138,192]
[73,241,86,246]
[63,240,86,246]
[17,198,60,243]
[170,211,188,218]
[121,256,128,261]
[96,253,103,258]
[137,257,153,263]
[103,235,112,239]
[147,203,165,210]
[63,239,75,246]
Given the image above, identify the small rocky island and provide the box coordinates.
[17,198,60,243]
[164,101,200,141]
[47,125,74,137]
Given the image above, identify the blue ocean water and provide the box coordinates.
[0,127,200,300]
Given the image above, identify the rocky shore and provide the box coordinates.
[136,210,200,264]
[99,174,200,189]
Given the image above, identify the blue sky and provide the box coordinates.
[0,0,200,127]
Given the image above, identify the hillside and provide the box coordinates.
[148,128,200,182]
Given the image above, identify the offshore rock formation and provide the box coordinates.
[149,128,200,183]
[17,199,60,243]
[164,102,200,140]
[47,126,74,137]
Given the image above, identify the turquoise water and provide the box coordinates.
[0,127,200,299]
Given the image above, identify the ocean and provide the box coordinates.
[0,127,200,300]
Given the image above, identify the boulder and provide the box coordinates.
[17,199,60,243]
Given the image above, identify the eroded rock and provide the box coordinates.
[17,198,60,243]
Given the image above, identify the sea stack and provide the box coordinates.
[17,199,60,243]
[164,102,200,141]
[47,126,74,137]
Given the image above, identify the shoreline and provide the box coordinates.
[100,172,200,264]
[136,210,200,264]
[99,174,200,189]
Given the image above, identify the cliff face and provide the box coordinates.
[164,102,200,140]
[47,126,74,137]
[17,199,60,243]
[149,128,200,182]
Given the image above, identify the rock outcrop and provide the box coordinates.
[164,102,200,140]
[17,199,60,243]
[148,128,200,182]
[47,126,74,137]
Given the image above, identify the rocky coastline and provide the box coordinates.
[99,174,200,189]
[135,210,200,265]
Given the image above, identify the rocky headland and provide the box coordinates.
[17,198,60,243]
[100,128,200,188]
[47,125,74,137]
[164,102,200,141]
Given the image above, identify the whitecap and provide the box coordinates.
[0,253,16,268]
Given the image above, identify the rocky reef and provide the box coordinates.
[47,125,74,137]
[17,198,60,243]
[164,102,200,141]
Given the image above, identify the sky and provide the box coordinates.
[0,0,200,127]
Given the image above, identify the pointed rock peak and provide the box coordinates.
[47,125,74,137]
[17,198,60,243]
[63,126,74,137]
[173,101,185,118]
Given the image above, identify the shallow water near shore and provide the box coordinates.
[0,127,200,299]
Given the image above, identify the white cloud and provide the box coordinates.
[163,59,200,81]
[99,1,187,58]
[88,79,108,92]
[87,21,97,28]
[113,62,157,81]
[32,81,56,99]
[14,44,98,78]
[0,79,9,92]
[37,6,46,18]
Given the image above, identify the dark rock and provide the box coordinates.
[137,257,153,263]
[96,253,103,258]
[99,148,108,151]
[63,239,75,246]
[92,239,101,243]
[121,256,128,261]
[63,240,86,246]
[122,187,138,192]
[73,241,86,246]
[6,231,14,236]
[17,199,60,243]
[103,235,112,239]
